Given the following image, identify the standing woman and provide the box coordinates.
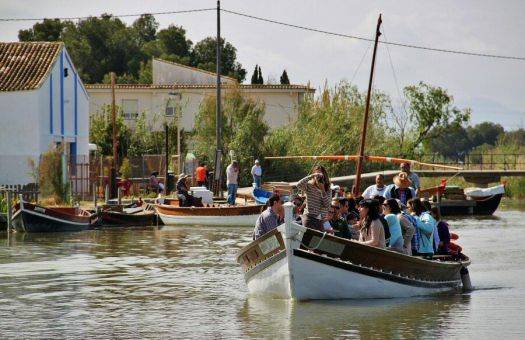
[296,165,332,231]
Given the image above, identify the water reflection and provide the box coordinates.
[240,295,471,338]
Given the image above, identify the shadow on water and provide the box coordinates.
[239,294,472,338]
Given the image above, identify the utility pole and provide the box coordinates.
[110,72,118,199]
[353,14,382,197]
[214,0,223,197]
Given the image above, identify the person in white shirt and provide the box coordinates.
[362,174,387,199]
[251,159,262,188]
[226,160,239,205]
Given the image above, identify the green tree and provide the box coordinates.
[18,18,69,41]
[250,64,259,84]
[467,122,504,148]
[132,14,158,46]
[280,69,290,84]
[425,123,472,160]
[257,66,264,85]
[402,82,471,152]
[157,25,192,61]
[193,89,269,186]
[89,104,132,158]
[191,37,246,82]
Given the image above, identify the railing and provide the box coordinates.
[409,153,525,171]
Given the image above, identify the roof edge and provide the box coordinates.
[153,58,238,83]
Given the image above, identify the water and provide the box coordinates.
[1,203,525,338]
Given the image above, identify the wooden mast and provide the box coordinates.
[353,14,382,196]
[110,72,118,199]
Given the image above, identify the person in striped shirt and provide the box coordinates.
[296,165,332,232]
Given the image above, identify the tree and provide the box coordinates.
[132,14,158,46]
[250,65,259,84]
[192,37,246,82]
[467,122,504,148]
[425,123,472,160]
[280,70,290,84]
[193,89,269,186]
[89,104,132,158]
[18,18,68,41]
[403,82,471,152]
[257,66,264,84]
[157,25,192,61]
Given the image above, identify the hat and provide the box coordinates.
[151,171,159,177]
[393,172,412,188]
[254,159,260,164]
[178,173,188,179]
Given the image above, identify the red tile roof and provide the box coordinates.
[0,42,62,92]
[85,83,314,92]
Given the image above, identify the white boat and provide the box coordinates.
[156,201,263,226]
[237,203,471,300]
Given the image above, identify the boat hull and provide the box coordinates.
[238,210,470,300]
[246,249,458,300]
[156,204,264,226]
[438,194,502,216]
[15,202,92,233]
[98,210,159,227]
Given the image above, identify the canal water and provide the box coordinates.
[0,203,524,338]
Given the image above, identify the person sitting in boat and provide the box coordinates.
[296,165,332,232]
[329,202,352,239]
[384,172,416,206]
[382,199,405,252]
[362,174,387,199]
[253,194,284,240]
[422,200,441,253]
[292,195,305,223]
[400,162,420,193]
[176,173,195,207]
[251,159,263,188]
[357,199,386,248]
[149,171,164,193]
[395,199,416,255]
[430,207,451,255]
[407,198,436,259]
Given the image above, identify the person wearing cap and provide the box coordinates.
[176,173,191,206]
[226,160,240,205]
[384,172,416,206]
[401,162,420,191]
[362,174,387,199]
[251,159,262,188]
[253,194,284,239]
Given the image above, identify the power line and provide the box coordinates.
[0,8,215,22]
[221,8,525,61]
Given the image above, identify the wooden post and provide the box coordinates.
[110,72,118,199]
[353,14,382,196]
[165,123,170,195]
[117,187,122,205]
[93,183,97,208]
[6,190,12,232]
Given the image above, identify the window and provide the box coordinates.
[165,93,181,117]
[122,99,139,120]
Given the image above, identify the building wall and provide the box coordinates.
[0,48,90,185]
[88,88,304,132]
[152,59,236,85]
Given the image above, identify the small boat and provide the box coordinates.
[156,199,265,226]
[433,184,505,216]
[13,200,95,233]
[237,203,471,300]
[97,203,160,227]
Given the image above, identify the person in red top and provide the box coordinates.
[195,163,208,187]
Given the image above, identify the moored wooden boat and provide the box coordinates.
[156,200,264,226]
[14,200,95,233]
[237,203,471,300]
[252,187,289,205]
[97,204,160,227]
[432,184,504,216]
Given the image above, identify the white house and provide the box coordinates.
[0,42,90,185]
[87,59,314,131]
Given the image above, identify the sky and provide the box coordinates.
[1,0,524,129]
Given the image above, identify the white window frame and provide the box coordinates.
[121,99,139,120]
